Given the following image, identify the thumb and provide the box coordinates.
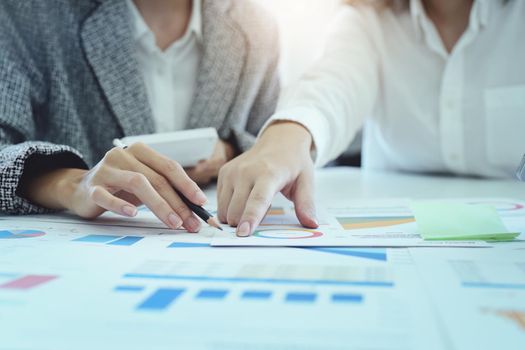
[292,168,318,229]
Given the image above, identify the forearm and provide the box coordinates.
[20,168,85,211]
[0,141,87,214]
[264,8,379,166]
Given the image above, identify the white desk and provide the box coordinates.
[1,167,524,350]
[312,167,525,202]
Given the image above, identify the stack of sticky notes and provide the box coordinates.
[411,202,519,241]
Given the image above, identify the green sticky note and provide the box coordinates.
[411,202,519,241]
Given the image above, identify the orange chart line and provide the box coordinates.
[338,217,415,230]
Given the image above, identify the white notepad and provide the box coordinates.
[113,127,218,167]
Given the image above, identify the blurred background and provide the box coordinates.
[253,0,340,85]
[253,0,362,166]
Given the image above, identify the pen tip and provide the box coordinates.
[207,217,223,231]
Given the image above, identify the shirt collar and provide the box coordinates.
[409,0,427,41]
[189,0,202,42]
[409,0,491,39]
[475,0,490,29]
[127,0,202,45]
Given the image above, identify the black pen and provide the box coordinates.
[113,139,222,231]
[175,189,223,231]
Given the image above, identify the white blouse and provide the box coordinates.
[266,0,525,179]
[127,0,202,132]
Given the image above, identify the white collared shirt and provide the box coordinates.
[127,0,202,132]
[267,0,525,179]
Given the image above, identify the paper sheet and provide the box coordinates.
[410,247,525,350]
[211,200,490,247]
[0,199,525,247]
[0,242,445,350]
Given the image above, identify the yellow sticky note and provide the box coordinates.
[411,202,519,241]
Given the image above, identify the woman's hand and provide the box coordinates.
[217,122,319,237]
[186,140,236,186]
[23,143,207,232]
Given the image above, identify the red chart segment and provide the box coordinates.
[0,275,58,290]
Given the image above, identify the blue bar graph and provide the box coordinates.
[196,289,229,300]
[462,282,525,290]
[241,290,273,300]
[73,235,144,246]
[167,242,210,248]
[73,235,119,243]
[285,292,317,303]
[108,236,143,246]
[137,288,185,311]
[115,285,371,310]
[331,293,364,303]
[114,285,145,292]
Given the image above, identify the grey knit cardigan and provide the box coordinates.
[0,0,280,214]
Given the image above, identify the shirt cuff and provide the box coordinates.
[258,107,331,167]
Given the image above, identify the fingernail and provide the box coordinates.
[122,205,137,217]
[168,213,182,229]
[307,209,319,227]
[236,222,251,237]
[195,191,207,205]
[186,216,201,232]
[311,212,319,226]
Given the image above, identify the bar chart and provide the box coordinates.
[258,206,301,226]
[114,284,365,311]
[73,235,144,246]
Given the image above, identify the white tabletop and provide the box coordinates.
[312,167,525,202]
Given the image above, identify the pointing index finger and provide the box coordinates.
[236,180,279,237]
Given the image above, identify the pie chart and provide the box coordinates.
[469,201,524,212]
[0,230,46,239]
[253,228,323,239]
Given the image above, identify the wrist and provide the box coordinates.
[23,168,86,210]
[257,121,313,153]
[221,140,236,162]
[54,168,86,210]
